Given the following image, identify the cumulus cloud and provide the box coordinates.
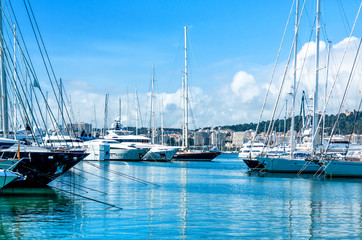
[230,71,260,103]
[45,37,361,130]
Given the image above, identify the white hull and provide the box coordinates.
[324,160,362,177]
[0,170,20,189]
[109,147,147,161]
[258,156,321,173]
[142,147,179,161]
[83,139,147,161]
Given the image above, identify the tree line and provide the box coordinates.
[219,111,362,135]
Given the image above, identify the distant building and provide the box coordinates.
[210,129,227,150]
[67,122,92,136]
[232,131,246,148]
[194,130,210,146]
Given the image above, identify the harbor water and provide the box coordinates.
[1,153,362,239]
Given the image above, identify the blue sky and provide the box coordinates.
[10,0,362,129]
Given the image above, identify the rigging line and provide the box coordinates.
[1,31,49,145]
[6,60,44,142]
[25,0,75,134]
[2,52,39,144]
[72,166,113,182]
[20,164,108,195]
[3,63,36,143]
[310,2,362,152]
[263,0,307,152]
[68,168,89,181]
[135,90,144,128]
[252,0,295,144]
[295,18,315,97]
[0,5,41,142]
[51,185,122,210]
[337,0,352,36]
[21,0,76,143]
[84,161,161,187]
[5,2,61,141]
[324,38,362,152]
[22,165,107,195]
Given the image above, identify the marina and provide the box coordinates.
[0,154,362,239]
[0,0,360,239]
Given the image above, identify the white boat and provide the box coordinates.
[42,133,83,149]
[83,139,147,161]
[238,141,265,159]
[0,169,21,189]
[105,130,178,161]
[82,139,110,161]
[142,145,180,161]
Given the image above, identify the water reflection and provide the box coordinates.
[1,156,362,239]
[0,186,84,239]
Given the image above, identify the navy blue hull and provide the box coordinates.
[172,151,221,161]
[1,151,88,187]
[243,159,265,169]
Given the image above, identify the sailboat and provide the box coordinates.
[256,0,321,173]
[102,87,179,162]
[172,26,221,161]
[0,0,89,187]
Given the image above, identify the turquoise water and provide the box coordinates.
[1,153,362,239]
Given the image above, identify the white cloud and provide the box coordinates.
[230,71,260,103]
[43,37,361,131]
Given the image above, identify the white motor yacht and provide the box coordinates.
[105,130,179,161]
[83,139,147,161]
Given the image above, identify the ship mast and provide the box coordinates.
[103,93,109,136]
[0,0,8,138]
[161,99,164,145]
[313,0,321,151]
[151,65,155,144]
[184,26,189,150]
[135,89,138,135]
[13,24,17,139]
[290,0,299,157]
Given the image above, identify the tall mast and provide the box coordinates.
[104,93,109,136]
[13,24,17,139]
[284,100,288,153]
[0,0,8,138]
[151,65,155,144]
[119,97,122,121]
[135,89,138,135]
[323,40,331,140]
[313,0,321,151]
[184,26,189,149]
[60,78,63,131]
[126,90,129,129]
[161,99,164,145]
[290,0,299,157]
[93,102,97,136]
[45,91,48,134]
[181,76,185,148]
